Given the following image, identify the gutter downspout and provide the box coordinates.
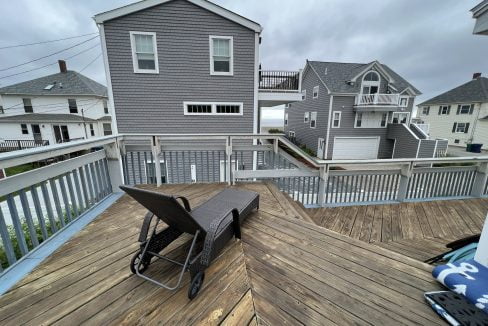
[324,95,334,159]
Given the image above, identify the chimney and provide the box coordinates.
[58,60,67,73]
[473,72,482,79]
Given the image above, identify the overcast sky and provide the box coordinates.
[0,0,486,117]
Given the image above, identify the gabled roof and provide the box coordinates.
[0,113,96,123]
[0,71,107,97]
[419,77,488,106]
[306,60,421,95]
[471,0,488,17]
[93,0,262,33]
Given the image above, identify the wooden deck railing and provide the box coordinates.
[0,139,49,152]
[259,70,301,92]
[0,134,487,274]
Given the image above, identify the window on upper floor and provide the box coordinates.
[380,113,388,127]
[361,71,380,94]
[103,100,109,114]
[453,122,469,133]
[355,113,363,127]
[130,31,159,73]
[332,111,341,128]
[103,123,113,136]
[302,89,306,100]
[399,96,409,107]
[284,113,288,126]
[422,107,430,115]
[210,36,233,76]
[183,102,242,115]
[310,112,317,128]
[68,99,78,113]
[313,86,319,99]
[0,105,3,114]
[457,104,473,115]
[304,112,309,123]
[23,98,33,113]
[438,105,450,115]
[21,123,28,134]
[89,124,95,136]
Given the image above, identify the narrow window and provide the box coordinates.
[302,89,306,100]
[313,86,319,99]
[288,131,295,138]
[23,98,33,113]
[210,36,233,75]
[184,102,242,115]
[399,96,408,107]
[103,123,113,136]
[89,124,95,136]
[356,113,362,127]
[332,111,341,128]
[130,32,158,73]
[304,112,309,123]
[68,99,78,113]
[215,104,241,114]
[103,100,109,114]
[380,113,387,127]
[310,112,317,128]
[284,113,288,126]
[422,106,430,115]
[21,123,28,134]
[186,104,212,114]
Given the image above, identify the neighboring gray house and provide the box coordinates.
[94,0,301,183]
[472,0,488,35]
[284,60,448,160]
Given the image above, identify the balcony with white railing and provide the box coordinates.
[355,93,400,107]
[0,133,487,323]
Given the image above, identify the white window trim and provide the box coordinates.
[310,112,317,129]
[331,111,341,128]
[288,131,295,138]
[209,35,234,76]
[284,112,288,126]
[399,96,409,107]
[459,104,471,114]
[360,71,381,95]
[304,112,309,123]
[422,106,430,115]
[391,111,411,124]
[183,102,243,116]
[440,105,449,115]
[130,31,159,74]
[313,86,319,99]
[354,112,390,129]
[354,112,363,128]
[380,112,388,128]
[455,122,468,133]
[302,89,307,100]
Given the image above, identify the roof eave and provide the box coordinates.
[93,0,263,33]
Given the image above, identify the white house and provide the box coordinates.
[417,73,488,148]
[0,61,112,150]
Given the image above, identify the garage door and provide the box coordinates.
[332,137,379,160]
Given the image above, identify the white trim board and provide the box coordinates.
[209,35,234,76]
[93,0,263,33]
[129,31,159,74]
[183,102,243,115]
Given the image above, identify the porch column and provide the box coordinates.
[103,138,125,192]
[397,162,413,202]
[151,136,162,187]
[317,165,329,206]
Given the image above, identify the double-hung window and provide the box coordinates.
[23,98,33,113]
[210,36,233,75]
[89,124,95,136]
[355,113,363,127]
[439,105,450,115]
[184,102,242,115]
[457,104,472,115]
[310,112,317,128]
[380,113,388,127]
[68,99,78,113]
[304,112,310,123]
[422,106,430,115]
[130,31,158,73]
[313,86,319,99]
[399,96,409,107]
[332,111,341,128]
[103,100,109,114]
[21,124,28,134]
[284,113,288,126]
[103,123,113,136]
[453,122,469,133]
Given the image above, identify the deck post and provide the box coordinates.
[317,165,328,206]
[470,162,488,197]
[103,139,124,192]
[397,162,413,202]
[151,136,162,187]
[226,137,232,185]
[475,213,488,267]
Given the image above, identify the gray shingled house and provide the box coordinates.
[285,60,448,160]
[94,0,301,183]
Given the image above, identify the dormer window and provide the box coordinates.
[361,71,380,94]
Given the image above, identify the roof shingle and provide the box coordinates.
[419,77,488,106]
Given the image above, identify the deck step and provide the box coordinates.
[264,181,314,223]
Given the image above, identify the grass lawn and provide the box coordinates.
[5,163,36,177]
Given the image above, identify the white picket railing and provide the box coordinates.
[356,93,400,105]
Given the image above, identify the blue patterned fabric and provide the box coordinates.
[433,259,488,314]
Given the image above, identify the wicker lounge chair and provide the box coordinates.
[120,186,259,299]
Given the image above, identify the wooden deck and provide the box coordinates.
[0,182,452,325]
[309,198,488,262]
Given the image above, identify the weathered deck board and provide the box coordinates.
[0,183,453,325]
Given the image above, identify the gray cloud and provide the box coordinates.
[1,0,486,106]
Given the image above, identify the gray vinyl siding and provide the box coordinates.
[327,96,394,159]
[284,67,329,156]
[417,140,436,158]
[103,0,256,134]
[387,124,419,159]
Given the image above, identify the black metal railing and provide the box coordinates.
[0,139,50,152]
[259,70,300,91]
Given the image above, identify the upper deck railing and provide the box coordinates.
[258,70,301,92]
[356,93,400,106]
[0,139,50,152]
[0,134,487,273]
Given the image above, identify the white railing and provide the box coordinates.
[414,123,430,135]
[356,93,400,106]
[1,133,487,273]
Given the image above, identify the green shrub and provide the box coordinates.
[299,144,316,157]
[267,128,284,134]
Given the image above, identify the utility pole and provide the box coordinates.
[82,108,87,139]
